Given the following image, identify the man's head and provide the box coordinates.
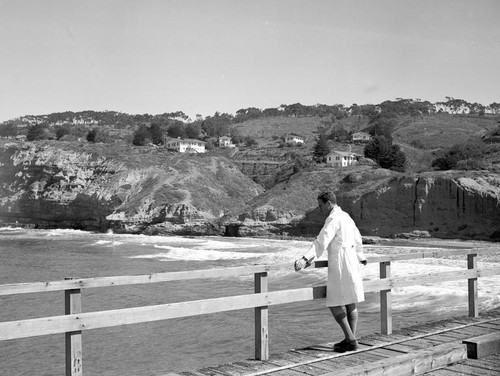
[317,191,337,214]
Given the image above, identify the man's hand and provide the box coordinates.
[294,256,311,271]
[294,258,306,271]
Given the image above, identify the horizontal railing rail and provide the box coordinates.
[1,245,499,376]
[0,264,272,296]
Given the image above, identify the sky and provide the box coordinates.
[1,0,499,122]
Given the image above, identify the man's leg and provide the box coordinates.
[346,303,358,337]
[329,306,355,341]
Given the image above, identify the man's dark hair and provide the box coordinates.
[317,191,337,205]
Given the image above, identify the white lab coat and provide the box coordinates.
[304,205,366,307]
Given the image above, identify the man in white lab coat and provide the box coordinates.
[294,191,367,352]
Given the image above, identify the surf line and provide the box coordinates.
[241,316,500,376]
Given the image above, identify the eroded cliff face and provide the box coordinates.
[227,168,500,241]
[0,142,264,233]
[306,171,500,240]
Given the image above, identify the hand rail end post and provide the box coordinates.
[65,278,83,376]
[380,261,392,335]
[468,254,478,318]
[254,272,269,361]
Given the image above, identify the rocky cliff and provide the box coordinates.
[1,141,499,241]
[0,141,264,234]
[223,168,500,241]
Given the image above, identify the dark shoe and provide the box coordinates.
[333,339,348,349]
[335,339,358,353]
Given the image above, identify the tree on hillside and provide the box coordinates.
[490,102,500,114]
[0,122,18,137]
[262,107,281,117]
[234,107,262,123]
[431,138,487,170]
[55,124,72,140]
[364,136,406,172]
[132,124,153,146]
[167,122,185,139]
[26,124,51,141]
[244,136,258,147]
[312,133,330,162]
[329,124,351,143]
[150,122,166,144]
[185,122,202,139]
[366,113,397,141]
[86,128,109,143]
[202,112,232,137]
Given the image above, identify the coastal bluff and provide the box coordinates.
[1,141,499,241]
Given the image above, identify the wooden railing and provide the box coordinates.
[1,247,499,376]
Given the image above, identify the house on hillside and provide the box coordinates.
[352,132,371,143]
[165,138,206,153]
[284,133,305,144]
[326,150,358,167]
[218,136,234,148]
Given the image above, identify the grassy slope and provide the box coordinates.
[231,113,500,172]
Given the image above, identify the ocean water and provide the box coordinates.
[0,228,499,376]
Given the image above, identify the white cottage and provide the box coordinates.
[165,138,206,153]
[284,133,305,144]
[326,151,358,167]
[352,132,371,143]
[218,136,234,148]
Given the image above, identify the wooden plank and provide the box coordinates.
[267,369,304,376]
[463,357,500,371]
[353,351,387,361]
[233,359,278,373]
[424,333,461,343]
[202,364,244,376]
[313,247,498,267]
[0,287,326,340]
[462,332,500,359]
[266,351,318,366]
[291,348,334,358]
[0,265,272,296]
[197,367,229,376]
[403,337,446,347]
[383,343,422,353]
[448,325,492,338]
[321,342,467,376]
[364,266,500,293]
[365,247,498,264]
[359,333,411,346]
[292,364,330,376]
[423,369,468,375]
[369,347,407,357]
[445,363,500,376]
[474,322,500,330]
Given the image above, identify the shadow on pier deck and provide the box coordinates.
[173,310,500,376]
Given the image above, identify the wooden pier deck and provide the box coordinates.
[174,309,500,376]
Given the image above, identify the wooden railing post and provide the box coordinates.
[380,261,392,335]
[254,271,268,360]
[65,278,83,376]
[468,254,478,317]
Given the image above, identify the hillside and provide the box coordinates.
[1,138,500,241]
